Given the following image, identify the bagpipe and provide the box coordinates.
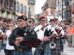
[44,28,57,49]
[15,28,41,48]
[15,36,41,48]
[15,24,51,49]
[44,26,63,49]
[22,24,50,48]
[34,26,56,50]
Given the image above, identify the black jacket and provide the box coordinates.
[9,26,38,50]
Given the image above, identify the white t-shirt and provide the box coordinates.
[34,24,52,40]
[5,30,14,50]
[34,25,46,40]
[36,29,44,40]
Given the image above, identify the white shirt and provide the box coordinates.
[5,30,14,50]
[34,24,54,40]
[0,29,4,35]
[34,25,46,40]
[34,25,42,32]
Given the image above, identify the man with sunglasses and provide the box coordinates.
[9,16,38,55]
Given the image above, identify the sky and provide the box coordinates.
[35,0,46,14]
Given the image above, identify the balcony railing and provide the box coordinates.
[28,0,35,5]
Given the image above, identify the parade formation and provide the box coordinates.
[0,15,67,55]
[0,0,74,55]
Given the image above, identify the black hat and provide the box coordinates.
[17,16,27,21]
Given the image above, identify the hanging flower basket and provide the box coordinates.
[7,11,10,14]
[12,12,16,15]
[1,9,5,13]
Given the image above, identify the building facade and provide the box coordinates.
[0,0,36,19]
[15,0,28,17]
[42,0,56,17]
[0,0,16,19]
[56,0,72,22]
[28,0,35,18]
[15,0,35,18]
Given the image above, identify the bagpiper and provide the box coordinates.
[34,16,51,55]
[49,18,65,55]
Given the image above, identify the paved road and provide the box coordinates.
[0,47,74,55]
[63,47,74,55]
[0,50,5,55]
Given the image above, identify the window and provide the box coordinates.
[16,2,19,12]
[65,0,69,5]
[28,0,35,5]
[0,0,3,4]
[10,0,14,10]
[23,6,27,14]
[28,7,31,18]
[28,10,31,18]
[21,4,23,13]
[29,7,30,10]
[13,1,16,11]
[64,9,71,19]
[73,3,74,6]
[4,0,8,8]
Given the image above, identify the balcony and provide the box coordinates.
[28,0,35,5]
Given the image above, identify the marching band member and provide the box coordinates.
[4,19,15,55]
[34,16,51,55]
[55,19,65,53]
[49,18,65,55]
[9,16,38,55]
[0,17,4,51]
